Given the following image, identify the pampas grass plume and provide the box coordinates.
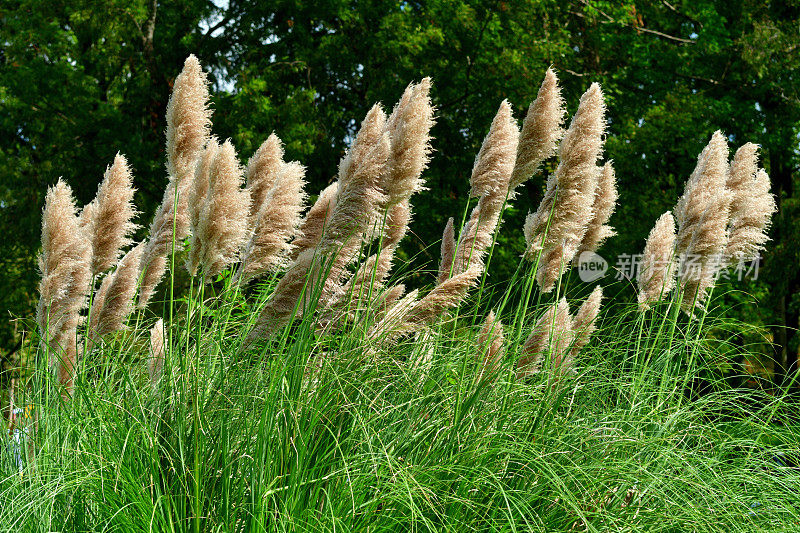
[637,211,677,310]
[196,140,251,277]
[577,161,617,256]
[510,68,565,189]
[516,298,573,379]
[524,83,606,292]
[88,242,145,343]
[675,131,731,311]
[726,147,776,263]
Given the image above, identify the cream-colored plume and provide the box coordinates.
[166,55,212,190]
[524,83,606,292]
[437,217,456,284]
[186,139,220,275]
[332,78,434,309]
[290,182,339,261]
[82,153,138,275]
[238,160,307,281]
[87,243,145,344]
[194,140,252,277]
[477,311,505,383]
[36,179,92,391]
[248,106,390,341]
[148,318,165,389]
[139,56,211,307]
[725,144,776,264]
[637,211,677,310]
[569,286,602,364]
[370,102,518,342]
[245,133,284,220]
[515,298,574,379]
[510,68,566,190]
[453,100,519,275]
[577,161,617,256]
[675,131,731,311]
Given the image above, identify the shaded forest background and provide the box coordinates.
[1,0,799,380]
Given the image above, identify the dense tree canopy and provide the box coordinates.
[2,0,799,380]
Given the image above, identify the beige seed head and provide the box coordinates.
[37,179,92,345]
[239,161,308,281]
[524,83,606,292]
[437,217,456,284]
[477,311,505,383]
[455,100,519,275]
[675,131,731,312]
[85,153,139,275]
[637,211,677,310]
[510,68,566,190]
[290,182,339,261]
[516,298,574,379]
[165,54,212,188]
[87,242,145,343]
[196,140,252,278]
[383,77,434,204]
[569,285,603,365]
[245,133,284,220]
[187,139,220,275]
[577,161,617,256]
[726,166,776,264]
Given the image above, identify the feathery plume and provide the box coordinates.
[510,68,566,190]
[84,154,138,275]
[245,134,284,220]
[437,217,456,284]
[87,243,145,344]
[329,79,434,311]
[187,139,220,275]
[637,212,677,310]
[139,55,211,307]
[238,161,307,281]
[383,77,434,204]
[371,102,518,342]
[516,298,573,379]
[477,311,505,383]
[577,161,617,256]
[675,131,731,311]
[453,100,519,275]
[569,286,602,365]
[727,143,759,217]
[148,318,165,389]
[248,106,390,341]
[290,182,339,261]
[726,152,776,264]
[36,179,91,391]
[524,83,607,292]
[195,140,252,277]
[166,54,212,189]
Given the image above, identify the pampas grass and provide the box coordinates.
[147,318,165,389]
[516,298,573,379]
[477,310,504,383]
[87,243,145,344]
[577,161,617,256]
[139,55,211,306]
[437,217,456,284]
[637,211,677,310]
[675,131,731,311]
[510,67,566,190]
[81,154,138,276]
[725,150,776,264]
[524,83,607,292]
[192,140,251,278]
[36,179,91,391]
[238,159,307,282]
